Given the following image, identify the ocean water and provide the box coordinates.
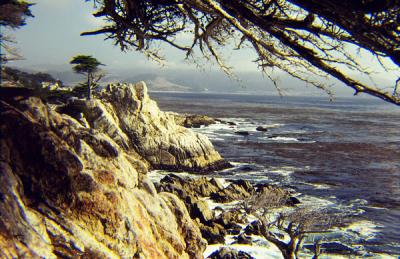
[151,92,400,257]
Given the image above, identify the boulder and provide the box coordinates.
[233,234,252,245]
[199,223,226,245]
[215,211,246,227]
[244,221,264,236]
[183,114,216,128]
[157,174,226,200]
[207,247,254,259]
[287,196,301,206]
[226,223,242,235]
[211,180,255,203]
[191,200,214,224]
[256,126,268,132]
[235,131,250,136]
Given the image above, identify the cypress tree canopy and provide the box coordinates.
[83,0,399,104]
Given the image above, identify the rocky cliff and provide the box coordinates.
[0,82,228,258]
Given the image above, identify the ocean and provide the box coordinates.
[151,92,400,257]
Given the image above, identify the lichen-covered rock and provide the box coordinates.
[207,247,255,259]
[0,92,206,258]
[92,82,229,172]
[172,113,216,128]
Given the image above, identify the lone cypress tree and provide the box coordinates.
[70,55,104,99]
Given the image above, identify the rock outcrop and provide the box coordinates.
[79,82,229,172]
[173,113,216,128]
[0,82,227,258]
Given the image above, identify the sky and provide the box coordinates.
[10,0,256,71]
[5,0,399,97]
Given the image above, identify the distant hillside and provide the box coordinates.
[2,67,60,89]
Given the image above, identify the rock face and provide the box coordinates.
[0,84,219,258]
[173,113,216,128]
[84,82,229,172]
[207,247,254,259]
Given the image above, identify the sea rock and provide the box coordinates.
[233,234,252,245]
[207,247,254,259]
[215,210,246,227]
[235,131,250,136]
[226,223,243,235]
[287,196,301,205]
[256,126,268,132]
[244,220,264,236]
[0,89,207,258]
[304,242,356,255]
[191,200,214,224]
[157,174,226,199]
[84,82,230,172]
[183,114,216,128]
[199,222,226,245]
[211,179,255,203]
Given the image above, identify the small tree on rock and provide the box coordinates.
[240,192,342,259]
[70,55,104,99]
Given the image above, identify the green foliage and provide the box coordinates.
[72,82,99,98]
[2,66,58,89]
[84,0,400,105]
[69,55,105,99]
[0,0,34,28]
[70,55,104,75]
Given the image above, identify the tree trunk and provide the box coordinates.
[87,73,91,100]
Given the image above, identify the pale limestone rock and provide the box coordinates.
[92,81,228,172]
[0,95,205,258]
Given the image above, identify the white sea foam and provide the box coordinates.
[268,166,296,176]
[204,198,240,211]
[269,136,299,142]
[147,170,196,183]
[266,123,284,128]
[308,182,332,189]
[344,220,382,240]
[203,242,284,259]
[297,194,335,208]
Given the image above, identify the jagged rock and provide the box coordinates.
[287,196,301,205]
[226,223,242,235]
[215,211,246,227]
[233,234,253,245]
[173,113,216,128]
[244,221,264,236]
[0,90,207,258]
[211,179,255,203]
[191,200,214,224]
[207,247,254,259]
[90,82,230,172]
[157,174,225,200]
[199,223,226,245]
[255,183,290,197]
[184,114,216,128]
